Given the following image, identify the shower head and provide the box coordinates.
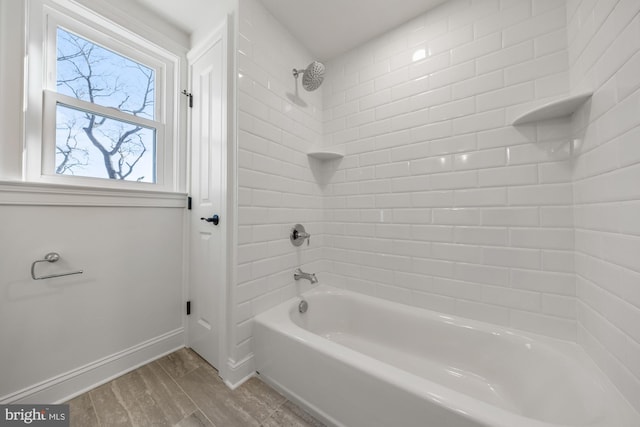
[292,61,325,91]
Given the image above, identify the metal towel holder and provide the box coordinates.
[31,252,83,280]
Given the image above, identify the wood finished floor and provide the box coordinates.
[66,348,325,427]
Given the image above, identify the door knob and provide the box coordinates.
[200,214,219,225]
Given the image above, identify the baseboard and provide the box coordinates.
[222,353,255,389]
[1,328,185,404]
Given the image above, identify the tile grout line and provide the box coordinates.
[86,391,102,427]
[173,349,286,427]
[155,353,219,427]
[113,374,143,426]
[260,397,289,426]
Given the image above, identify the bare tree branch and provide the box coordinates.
[55,29,154,181]
[56,121,89,174]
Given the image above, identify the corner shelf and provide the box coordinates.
[306,150,344,185]
[512,92,593,125]
[307,151,344,161]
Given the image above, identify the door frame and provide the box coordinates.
[185,15,234,381]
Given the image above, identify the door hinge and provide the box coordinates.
[181,89,193,108]
[186,301,191,315]
[187,196,192,210]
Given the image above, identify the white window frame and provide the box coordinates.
[25,0,180,193]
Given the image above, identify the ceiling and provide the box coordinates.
[257,0,449,60]
[134,0,449,60]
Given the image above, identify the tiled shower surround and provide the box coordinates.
[321,0,574,337]
[569,0,640,409]
[236,0,326,364]
[237,0,640,411]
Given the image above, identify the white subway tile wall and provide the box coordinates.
[569,0,640,413]
[322,0,574,340]
[236,0,640,411]
[236,0,327,363]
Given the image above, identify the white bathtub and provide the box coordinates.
[253,285,639,427]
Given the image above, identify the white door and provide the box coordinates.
[188,27,226,369]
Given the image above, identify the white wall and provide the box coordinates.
[190,0,239,46]
[0,195,185,403]
[74,0,190,51]
[567,0,640,413]
[233,0,326,369]
[0,1,190,403]
[321,0,576,339]
[0,0,25,181]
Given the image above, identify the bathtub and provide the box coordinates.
[253,285,639,427]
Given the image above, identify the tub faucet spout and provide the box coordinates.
[294,268,318,284]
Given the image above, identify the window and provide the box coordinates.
[53,28,157,183]
[26,1,180,192]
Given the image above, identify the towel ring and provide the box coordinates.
[31,252,83,280]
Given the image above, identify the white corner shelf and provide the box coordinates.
[512,92,593,125]
[307,151,344,161]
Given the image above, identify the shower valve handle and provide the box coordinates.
[292,229,310,245]
[290,224,310,246]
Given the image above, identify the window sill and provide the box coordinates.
[0,181,187,208]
